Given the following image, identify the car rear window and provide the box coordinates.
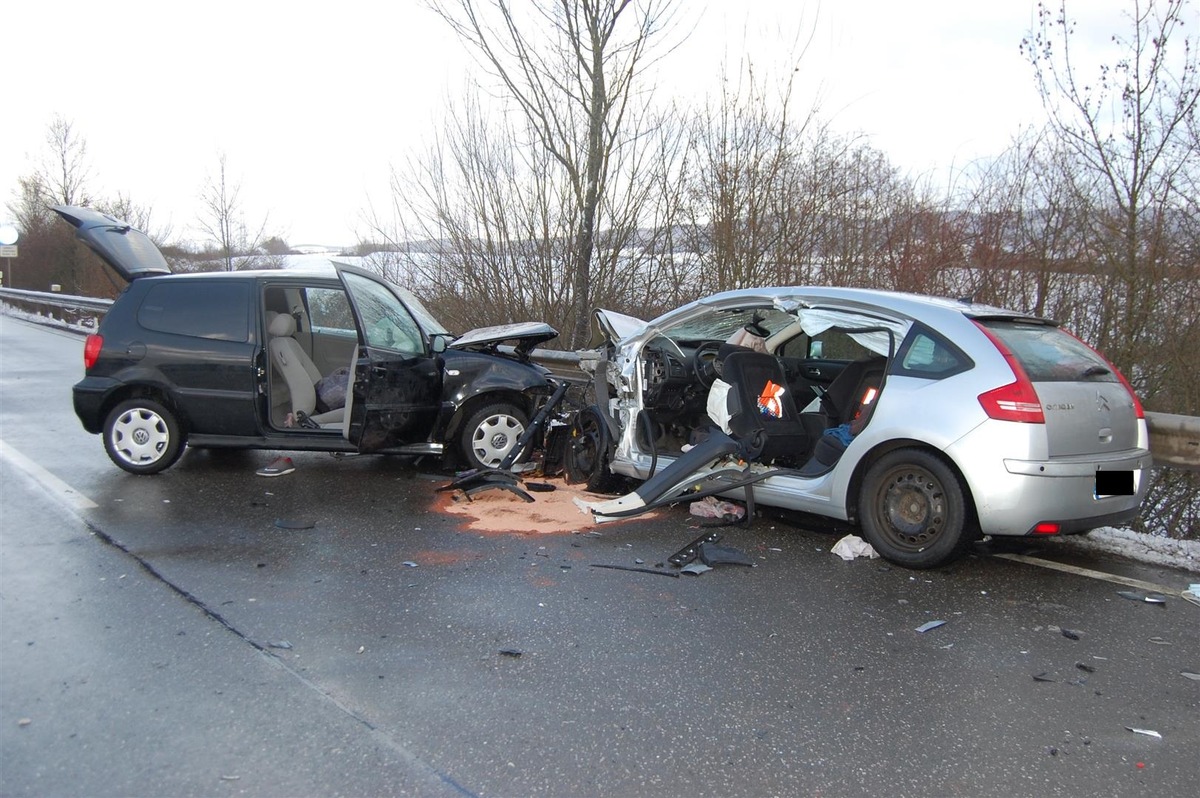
[138,281,251,342]
[977,320,1117,383]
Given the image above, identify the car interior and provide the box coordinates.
[264,287,359,433]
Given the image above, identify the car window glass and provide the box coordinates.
[138,282,250,341]
[341,272,424,354]
[980,321,1117,382]
[895,328,971,378]
[307,287,356,336]
[810,329,872,360]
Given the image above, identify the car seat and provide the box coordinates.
[719,350,815,464]
[812,355,887,428]
[267,313,345,428]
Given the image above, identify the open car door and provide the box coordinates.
[338,268,442,452]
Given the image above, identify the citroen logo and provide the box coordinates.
[1096,391,1110,412]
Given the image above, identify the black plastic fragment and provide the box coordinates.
[697,542,753,567]
[668,531,722,567]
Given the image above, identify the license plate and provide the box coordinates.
[1095,470,1134,497]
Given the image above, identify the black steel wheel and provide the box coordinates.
[564,406,623,493]
[858,448,971,568]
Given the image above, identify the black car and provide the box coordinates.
[55,205,559,474]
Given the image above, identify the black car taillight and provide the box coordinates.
[83,334,103,370]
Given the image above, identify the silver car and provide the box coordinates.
[568,287,1149,568]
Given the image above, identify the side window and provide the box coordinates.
[138,281,250,341]
[341,272,424,355]
[894,325,973,379]
[307,287,357,337]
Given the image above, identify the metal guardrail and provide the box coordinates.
[3,287,1197,471]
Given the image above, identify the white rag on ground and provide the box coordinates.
[831,534,879,561]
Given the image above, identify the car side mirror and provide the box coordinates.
[809,341,824,359]
[430,334,450,354]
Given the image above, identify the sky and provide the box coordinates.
[1,0,1149,248]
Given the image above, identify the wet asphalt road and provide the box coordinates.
[2,316,1198,797]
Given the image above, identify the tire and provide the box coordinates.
[858,448,971,569]
[564,406,624,494]
[460,402,529,470]
[103,398,186,475]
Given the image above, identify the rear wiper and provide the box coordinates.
[1081,365,1111,378]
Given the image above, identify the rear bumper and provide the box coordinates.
[946,422,1151,537]
[72,376,120,434]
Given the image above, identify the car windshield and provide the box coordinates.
[666,307,795,342]
[395,285,450,335]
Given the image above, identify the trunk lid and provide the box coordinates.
[52,205,171,281]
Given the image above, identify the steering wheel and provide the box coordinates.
[693,341,723,388]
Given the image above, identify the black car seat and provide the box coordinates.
[719,350,813,464]
[814,355,887,428]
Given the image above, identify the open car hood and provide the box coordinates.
[449,321,559,356]
[52,205,171,281]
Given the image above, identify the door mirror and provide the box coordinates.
[809,340,824,359]
[431,333,450,354]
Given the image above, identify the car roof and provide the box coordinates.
[702,285,1052,324]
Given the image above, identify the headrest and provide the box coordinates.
[269,313,296,338]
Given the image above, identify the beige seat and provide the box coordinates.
[267,313,345,428]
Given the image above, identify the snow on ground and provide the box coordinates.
[1048,526,1200,574]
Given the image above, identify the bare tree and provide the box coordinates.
[430,0,679,346]
[197,152,269,271]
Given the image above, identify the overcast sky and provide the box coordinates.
[2,0,1143,247]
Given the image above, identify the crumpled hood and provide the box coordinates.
[449,321,559,357]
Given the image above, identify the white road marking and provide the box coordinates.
[0,439,98,511]
[993,552,1176,594]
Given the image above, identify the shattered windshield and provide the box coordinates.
[665,308,795,342]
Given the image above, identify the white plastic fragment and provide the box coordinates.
[915,620,946,633]
[1125,727,1163,739]
[831,534,879,561]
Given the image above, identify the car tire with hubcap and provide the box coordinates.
[103,398,186,475]
[461,402,528,470]
[858,448,971,569]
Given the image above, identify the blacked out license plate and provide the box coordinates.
[1095,470,1134,497]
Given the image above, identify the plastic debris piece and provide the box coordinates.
[680,562,713,575]
[524,482,556,492]
[915,620,946,633]
[689,495,745,520]
[267,640,293,650]
[1061,628,1082,640]
[1125,727,1163,739]
[831,534,879,561]
[1033,672,1057,683]
[274,518,315,530]
[698,542,753,567]
[17,718,31,727]
[499,648,523,658]
[402,561,419,568]
[590,564,679,579]
[1148,636,1171,645]
[1180,672,1200,681]
[1075,662,1096,673]
[1118,590,1167,604]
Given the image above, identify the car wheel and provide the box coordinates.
[564,406,624,493]
[460,403,528,470]
[103,398,186,475]
[858,448,971,569]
